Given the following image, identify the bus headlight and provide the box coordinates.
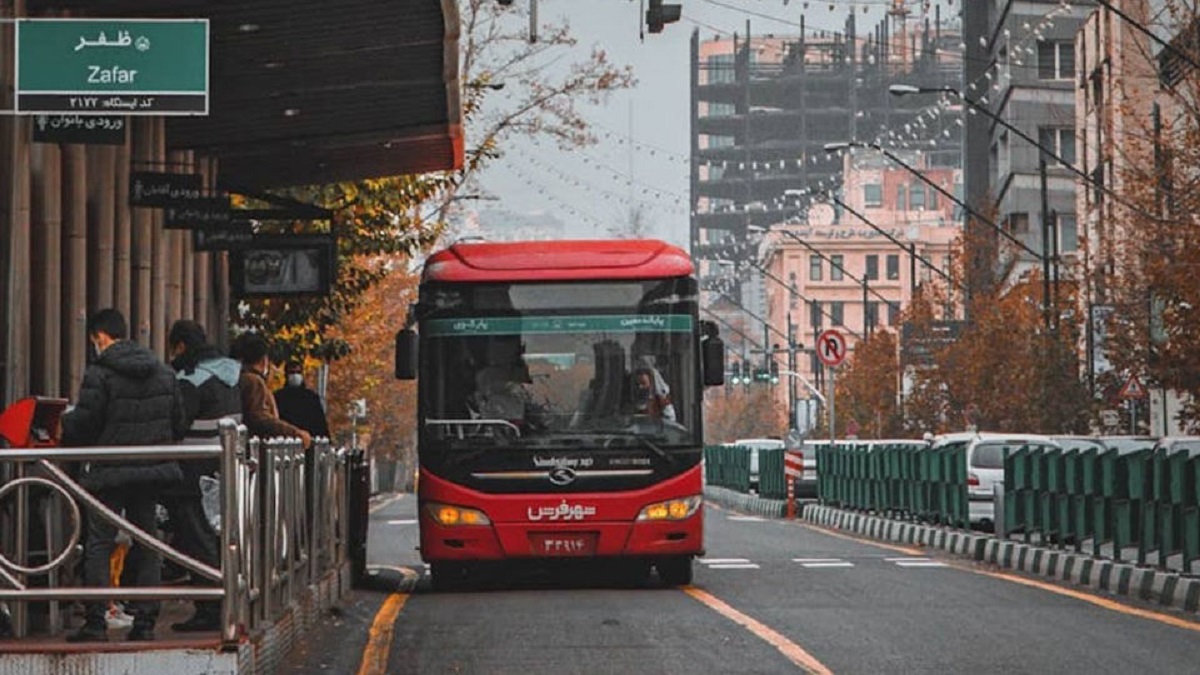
[425,502,492,527]
[636,495,702,521]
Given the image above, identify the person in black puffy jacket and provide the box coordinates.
[61,309,189,643]
[165,319,242,632]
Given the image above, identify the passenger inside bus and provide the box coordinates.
[628,365,676,423]
[466,340,547,432]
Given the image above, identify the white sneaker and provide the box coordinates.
[105,605,133,630]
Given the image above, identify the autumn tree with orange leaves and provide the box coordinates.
[323,264,419,467]
[833,329,903,439]
[1088,1,1200,431]
[897,216,1091,435]
[704,386,786,444]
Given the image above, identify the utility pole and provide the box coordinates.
[788,316,797,432]
[1039,156,1052,330]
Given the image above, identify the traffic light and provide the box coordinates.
[769,360,780,385]
[729,360,744,385]
[753,367,769,383]
[646,0,681,34]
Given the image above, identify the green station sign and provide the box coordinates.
[424,315,695,337]
[16,18,209,115]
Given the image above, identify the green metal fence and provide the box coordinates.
[1005,444,1200,569]
[816,441,969,527]
[757,447,787,500]
[703,445,750,493]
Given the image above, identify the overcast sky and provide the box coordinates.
[471,0,949,247]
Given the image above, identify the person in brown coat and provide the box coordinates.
[230,333,311,448]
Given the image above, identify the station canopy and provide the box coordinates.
[27,0,464,187]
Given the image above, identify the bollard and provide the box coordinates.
[994,482,1006,539]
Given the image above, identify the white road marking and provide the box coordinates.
[894,560,947,568]
[796,561,854,568]
[699,558,751,565]
[386,519,417,525]
[706,563,761,570]
[791,558,845,563]
[727,516,766,522]
[885,557,931,562]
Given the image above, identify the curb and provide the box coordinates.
[801,503,1200,617]
[704,486,787,518]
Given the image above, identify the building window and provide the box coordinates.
[1038,127,1076,167]
[865,255,879,281]
[909,184,926,210]
[1007,213,1030,235]
[886,254,900,280]
[830,254,845,281]
[831,302,845,326]
[863,184,883,207]
[809,255,823,281]
[706,54,736,84]
[1037,41,1074,80]
[811,300,823,329]
[929,189,938,211]
[896,184,907,210]
[887,301,901,326]
[866,302,879,329]
[1058,214,1078,253]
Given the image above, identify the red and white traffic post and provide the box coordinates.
[784,448,804,518]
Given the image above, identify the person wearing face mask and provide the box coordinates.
[273,362,330,441]
[61,309,190,642]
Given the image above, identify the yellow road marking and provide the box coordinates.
[356,592,409,675]
[683,586,835,675]
[788,513,1200,633]
[967,568,1200,633]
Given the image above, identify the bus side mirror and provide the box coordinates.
[395,329,418,380]
[702,334,725,387]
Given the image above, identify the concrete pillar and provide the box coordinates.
[132,119,153,346]
[114,135,132,319]
[166,149,187,330]
[1,0,33,406]
[0,1,15,406]
[194,155,214,338]
[151,119,168,357]
[62,146,88,397]
[87,145,116,309]
[31,143,63,397]
[209,157,231,354]
[181,151,196,321]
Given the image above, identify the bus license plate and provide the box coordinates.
[529,532,597,557]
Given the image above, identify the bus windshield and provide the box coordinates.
[418,278,700,450]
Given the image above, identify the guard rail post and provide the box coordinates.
[347,445,370,588]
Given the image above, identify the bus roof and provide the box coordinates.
[422,239,694,283]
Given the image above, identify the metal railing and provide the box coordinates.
[0,420,352,646]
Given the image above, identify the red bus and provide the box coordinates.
[395,239,724,590]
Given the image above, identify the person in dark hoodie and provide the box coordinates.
[61,309,189,642]
[165,320,242,632]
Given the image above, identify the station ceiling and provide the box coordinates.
[27,0,464,187]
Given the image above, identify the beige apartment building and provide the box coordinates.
[757,154,959,425]
[1075,0,1188,434]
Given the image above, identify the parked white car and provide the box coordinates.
[932,432,1060,528]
